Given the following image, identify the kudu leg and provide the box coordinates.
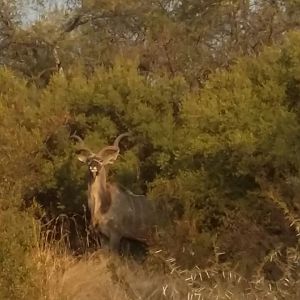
[99,233,110,250]
[109,232,121,253]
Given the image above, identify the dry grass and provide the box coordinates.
[35,243,187,300]
[33,188,300,300]
[33,241,299,300]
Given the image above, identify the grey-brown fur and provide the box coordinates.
[71,133,157,252]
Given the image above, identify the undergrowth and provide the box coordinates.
[35,242,299,300]
[34,204,300,300]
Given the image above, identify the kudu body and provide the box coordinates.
[72,133,156,252]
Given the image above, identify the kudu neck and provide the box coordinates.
[89,165,111,213]
[97,165,107,186]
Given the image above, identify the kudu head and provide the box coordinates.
[71,132,130,177]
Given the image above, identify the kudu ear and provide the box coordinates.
[75,149,92,163]
[77,154,88,163]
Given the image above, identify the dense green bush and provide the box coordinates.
[1,32,300,296]
[0,70,47,299]
[0,194,38,300]
[36,35,300,272]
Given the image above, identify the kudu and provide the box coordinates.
[71,133,156,253]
